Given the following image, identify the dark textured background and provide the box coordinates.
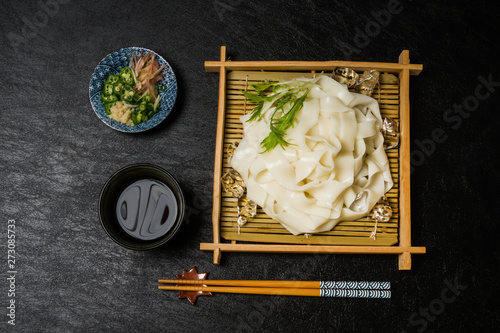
[1,0,499,332]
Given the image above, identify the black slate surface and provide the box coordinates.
[1,0,500,332]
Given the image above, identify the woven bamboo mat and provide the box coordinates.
[220,70,399,246]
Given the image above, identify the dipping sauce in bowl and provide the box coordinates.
[99,164,185,250]
[116,179,178,240]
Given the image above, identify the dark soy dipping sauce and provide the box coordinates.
[116,179,178,240]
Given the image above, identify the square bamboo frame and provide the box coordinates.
[201,46,425,270]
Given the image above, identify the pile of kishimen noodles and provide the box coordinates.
[231,75,393,235]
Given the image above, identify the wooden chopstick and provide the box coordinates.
[158,285,391,298]
[158,279,390,290]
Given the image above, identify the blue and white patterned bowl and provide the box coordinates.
[89,47,177,133]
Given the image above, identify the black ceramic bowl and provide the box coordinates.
[99,163,185,250]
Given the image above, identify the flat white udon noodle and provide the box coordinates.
[231,76,393,235]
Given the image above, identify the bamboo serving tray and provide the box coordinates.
[201,46,426,270]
